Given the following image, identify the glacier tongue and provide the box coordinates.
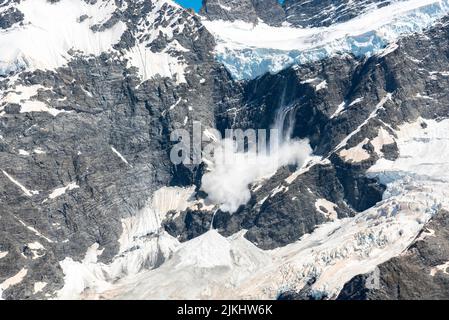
[203,0,449,80]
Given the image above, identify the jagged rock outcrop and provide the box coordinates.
[200,0,285,25]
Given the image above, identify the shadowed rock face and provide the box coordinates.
[0,7,23,29]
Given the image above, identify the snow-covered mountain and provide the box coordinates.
[1,0,449,300]
[204,0,449,79]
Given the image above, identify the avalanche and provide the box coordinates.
[55,118,449,300]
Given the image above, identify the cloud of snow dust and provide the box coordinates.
[201,136,312,213]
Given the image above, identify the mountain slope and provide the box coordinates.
[1,0,449,300]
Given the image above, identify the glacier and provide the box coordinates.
[203,0,449,80]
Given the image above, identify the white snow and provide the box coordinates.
[371,127,395,156]
[339,138,371,163]
[285,156,329,184]
[218,2,232,11]
[119,186,195,251]
[0,0,187,83]
[416,93,434,100]
[111,146,131,166]
[270,185,288,198]
[430,261,449,276]
[27,242,46,260]
[14,216,54,243]
[203,0,449,79]
[0,268,28,299]
[48,182,79,200]
[0,84,69,116]
[125,44,187,84]
[331,102,346,118]
[15,0,449,301]
[33,148,46,155]
[122,1,190,84]
[169,98,182,111]
[18,149,30,156]
[176,230,233,269]
[300,78,318,84]
[315,80,328,91]
[335,93,392,151]
[368,117,449,183]
[95,185,434,300]
[348,97,365,107]
[0,0,126,75]
[1,170,39,197]
[0,251,8,259]
[53,113,449,299]
[338,126,395,162]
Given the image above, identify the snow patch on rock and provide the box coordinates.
[0,0,126,75]
[56,186,195,299]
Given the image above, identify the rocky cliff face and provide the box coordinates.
[200,0,285,26]
[200,0,392,27]
[1,0,449,300]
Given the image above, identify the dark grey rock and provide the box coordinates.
[0,6,23,30]
[200,0,285,26]
[337,210,449,300]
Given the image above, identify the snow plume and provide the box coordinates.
[201,138,311,213]
[201,104,312,213]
